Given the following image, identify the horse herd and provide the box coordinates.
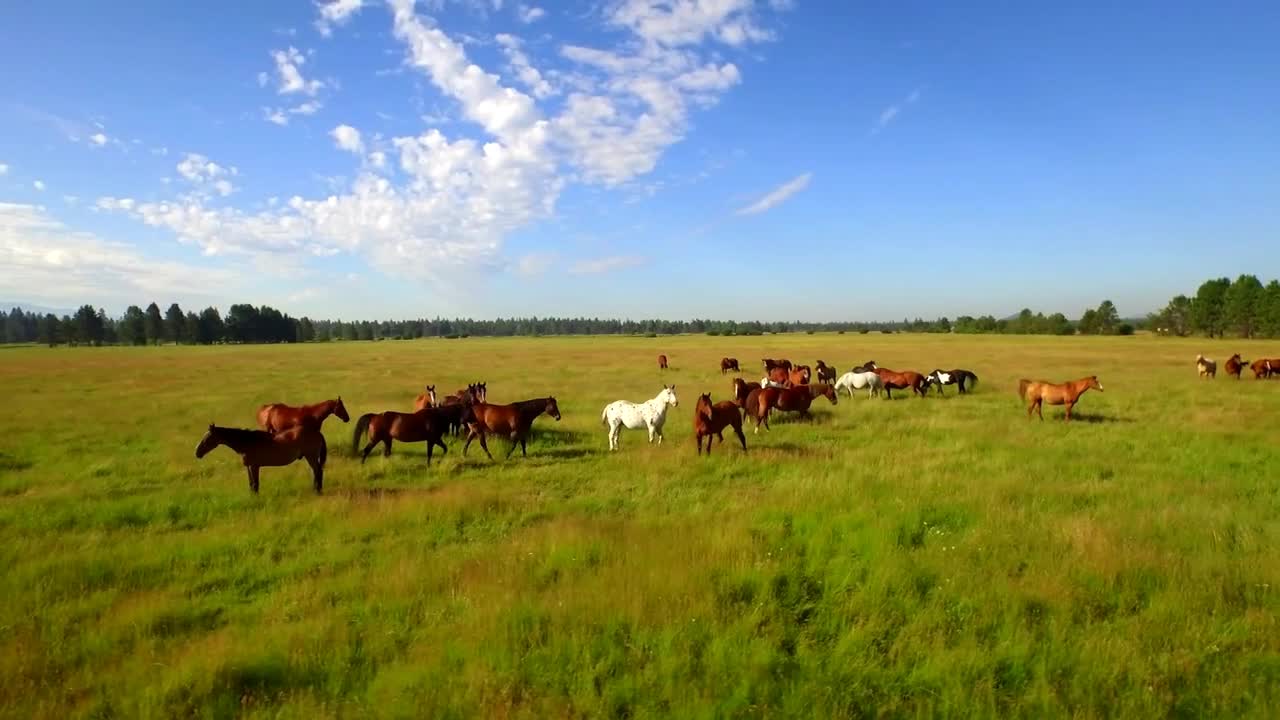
[1196,353,1280,380]
[193,353,1109,493]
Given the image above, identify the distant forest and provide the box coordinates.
[3,275,1271,346]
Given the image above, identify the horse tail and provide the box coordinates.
[601,406,609,425]
[1018,379,1030,399]
[969,372,978,389]
[352,413,374,454]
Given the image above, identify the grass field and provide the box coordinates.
[1,333,1278,718]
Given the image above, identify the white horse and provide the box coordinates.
[601,385,679,451]
[760,376,788,389]
[834,370,883,398]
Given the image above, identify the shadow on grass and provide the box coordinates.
[0,451,33,472]
[1029,413,1133,424]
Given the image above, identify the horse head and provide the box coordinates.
[545,396,562,421]
[661,384,678,407]
[1088,376,1104,392]
[817,384,838,404]
[334,396,351,422]
[195,424,220,459]
[425,385,437,407]
[476,382,488,402]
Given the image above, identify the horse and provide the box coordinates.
[815,360,836,385]
[1195,355,1216,379]
[352,406,457,465]
[658,354,669,371]
[762,358,793,373]
[720,357,741,374]
[873,367,927,399]
[196,422,326,494]
[834,370,883,399]
[789,365,812,386]
[925,369,979,395]
[439,385,481,435]
[601,385,678,450]
[1225,354,1246,379]
[444,383,486,405]
[464,397,562,460]
[694,393,747,455]
[760,376,788,390]
[732,378,762,408]
[414,385,439,409]
[1019,376,1103,421]
[1250,358,1277,379]
[751,383,838,433]
[852,360,878,373]
[256,397,349,433]
[767,366,792,386]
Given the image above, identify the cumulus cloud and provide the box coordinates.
[736,172,811,216]
[495,33,555,99]
[270,46,323,96]
[89,132,108,146]
[0,163,8,176]
[316,0,364,36]
[330,124,364,153]
[0,202,239,305]
[33,180,46,191]
[517,4,545,23]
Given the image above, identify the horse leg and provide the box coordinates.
[247,466,260,494]
[307,454,323,494]
[520,435,528,457]
[1036,400,1044,421]
[734,425,747,451]
[1064,402,1073,422]
[505,433,519,459]
[696,433,703,455]
[477,432,494,461]
[360,441,378,463]
[383,438,392,457]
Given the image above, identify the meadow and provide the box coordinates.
[1,333,1277,719]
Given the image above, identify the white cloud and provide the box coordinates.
[736,172,811,216]
[494,33,554,99]
[516,251,556,276]
[569,255,645,275]
[517,4,545,23]
[330,124,364,153]
[270,46,323,96]
[89,133,108,146]
[291,100,322,116]
[96,196,137,211]
[257,71,270,87]
[368,151,387,168]
[265,108,289,126]
[213,180,235,197]
[316,0,364,37]
[875,87,923,132]
[609,0,774,47]
[0,202,239,306]
[151,146,169,157]
[33,180,46,191]
[0,163,8,176]
[174,153,238,196]
[878,105,899,127]
[265,100,324,126]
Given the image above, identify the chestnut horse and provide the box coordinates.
[732,377,761,408]
[873,367,927,399]
[197,422,326,493]
[352,406,457,465]
[658,354,669,371]
[414,385,439,409]
[464,397,562,460]
[762,358,793,373]
[788,366,811,386]
[1250,358,1279,379]
[1019,376,1103,421]
[767,366,792,386]
[1225,354,1246,379]
[815,360,836,385]
[694,393,747,455]
[720,357,740,374]
[751,383,838,433]
[256,397,349,433]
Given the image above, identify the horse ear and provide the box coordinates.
[208,422,214,430]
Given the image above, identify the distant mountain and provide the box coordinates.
[0,301,74,317]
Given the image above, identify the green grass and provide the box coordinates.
[1,334,1278,718]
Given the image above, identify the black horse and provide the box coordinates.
[925,369,979,395]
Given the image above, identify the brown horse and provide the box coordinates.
[815,360,836,385]
[767,366,792,386]
[464,397,562,460]
[720,357,740,374]
[873,367,927,399]
[788,366,811,386]
[694,393,747,455]
[352,406,457,465]
[762,358,793,372]
[732,377,761,408]
[1225,354,1246,379]
[1250,358,1278,379]
[256,397,349,433]
[196,422,326,493]
[752,383,837,432]
[658,354,669,371]
[413,385,439,409]
[1019,376,1103,421]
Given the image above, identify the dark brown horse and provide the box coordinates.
[853,360,878,373]
[437,384,482,435]
[815,360,836,385]
[694,393,746,455]
[751,383,837,432]
[732,377,761,408]
[658,354,669,371]
[720,357,740,374]
[873,367,927,399]
[197,422,326,493]
[1019,376,1103,421]
[762,358,793,372]
[464,397,562,460]
[256,397,349,433]
[352,406,456,465]
[1225,354,1246,379]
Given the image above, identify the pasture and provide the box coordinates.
[1,334,1278,718]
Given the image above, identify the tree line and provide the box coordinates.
[1148,275,1280,338]
[2,298,1139,347]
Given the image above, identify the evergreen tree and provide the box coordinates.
[144,302,164,344]
[120,306,147,345]
[37,313,60,346]
[164,303,186,343]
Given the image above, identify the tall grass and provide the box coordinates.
[0,334,1277,718]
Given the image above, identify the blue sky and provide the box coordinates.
[2,1,1278,321]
